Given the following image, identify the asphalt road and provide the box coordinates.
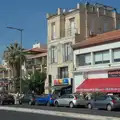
[7,104,120,118]
[0,110,85,120]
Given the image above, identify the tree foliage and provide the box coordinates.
[4,42,26,92]
[24,71,46,94]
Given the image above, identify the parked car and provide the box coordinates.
[19,94,35,105]
[0,94,15,105]
[35,94,57,106]
[87,95,120,111]
[54,94,87,108]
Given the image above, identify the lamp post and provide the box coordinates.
[7,26,23,93]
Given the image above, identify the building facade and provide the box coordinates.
[73,30,120,93]
[24,43,47,78]
[46,2,120,94]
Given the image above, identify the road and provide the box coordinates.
[7,104,120,118]
[0,110,85,120]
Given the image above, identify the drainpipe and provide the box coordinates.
[85,2,89,39]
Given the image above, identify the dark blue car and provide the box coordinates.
[35,94,57,106]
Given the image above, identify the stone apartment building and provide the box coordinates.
[45,2,120,94]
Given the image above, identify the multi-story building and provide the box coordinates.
[46,2,120,94]
[24,43,47,78]
[73,30,120,94]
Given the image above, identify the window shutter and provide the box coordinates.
[48,48,51,64]
[62,44,65,62]
[55,47,57,63]
[68,43,73,61]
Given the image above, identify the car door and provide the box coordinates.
[22,95,29,103]
[94,96,101,108]
[42,94,48,104]
[79,96,87,106]
[64,94,71,106]
[94,96,106,109]
[58,94,67,106]
[38,94,45,104]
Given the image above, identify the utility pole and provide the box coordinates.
[7,26,23,93]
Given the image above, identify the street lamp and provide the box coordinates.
[7,26,23,93]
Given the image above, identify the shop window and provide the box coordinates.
[94,50,109,64]
[113,48,120,62]
[76,53,91,66]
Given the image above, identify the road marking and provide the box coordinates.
[0,106,120,120]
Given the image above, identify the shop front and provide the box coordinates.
[52,78,73,96]
[75,70,120,95]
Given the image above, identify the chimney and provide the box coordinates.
[57,8,62,15]
[77,3,80,9]
[46,13,50,18]
[63,9,66,13]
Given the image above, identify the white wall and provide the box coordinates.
[74,41,120,55]
[73,73,84,93]
[74,41,120,72]
[88,71,108,79]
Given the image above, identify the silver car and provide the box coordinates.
[87,95,120,111]
[54,94,87,108]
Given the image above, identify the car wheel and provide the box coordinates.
[69,102,74,108]
[55,101,59,107]
[87,103,92,109]
[106,104,112,111]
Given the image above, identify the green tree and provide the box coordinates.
[4,42,26,92]
[28,71,46,94]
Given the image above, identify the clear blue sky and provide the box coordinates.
[0,0,120,61]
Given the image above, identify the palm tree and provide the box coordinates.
[4,42,26,92]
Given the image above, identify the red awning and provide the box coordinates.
[76,78,120,93]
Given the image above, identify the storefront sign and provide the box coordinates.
[108,70,120,78]
[54,78,71,85]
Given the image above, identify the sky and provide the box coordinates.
[0,0,120,61]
